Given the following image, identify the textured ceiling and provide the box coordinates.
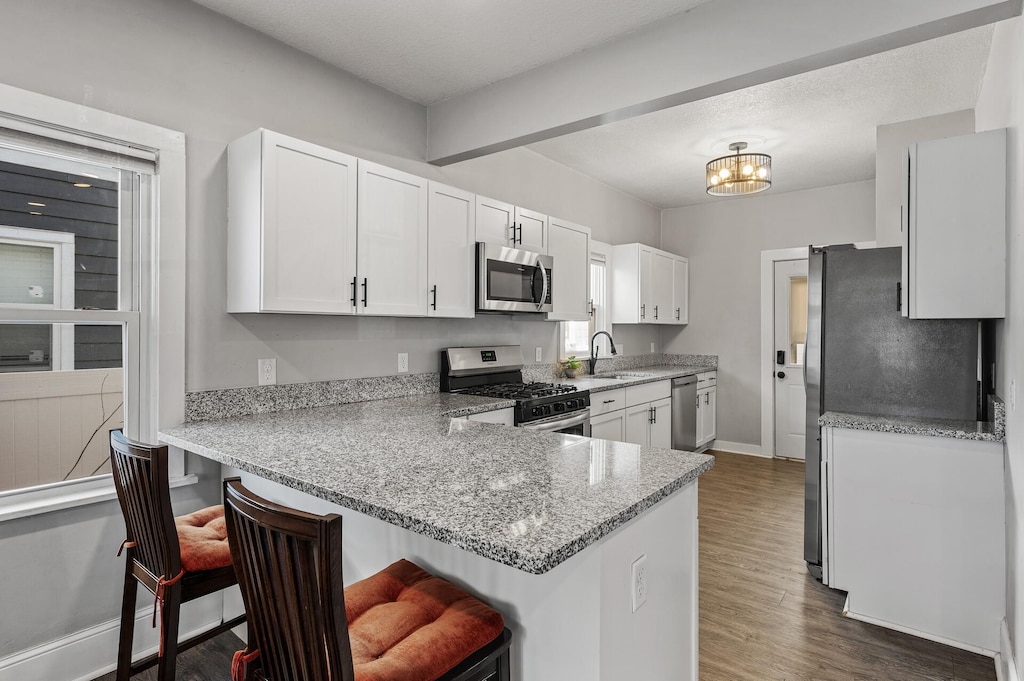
[527,25,995,209]
[190,0,712,105]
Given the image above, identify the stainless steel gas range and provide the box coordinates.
[440,345,590,435]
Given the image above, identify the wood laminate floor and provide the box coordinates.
[699,450,995,681]
[95,450,997,680]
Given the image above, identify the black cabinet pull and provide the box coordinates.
[517,223,523,244]
[654,305,659,320]
[351,276,357,307]
[509,225,516,243]
[640,303,645,319]
[676,308,680,320]
[361,278,368,306]
[431,285,437,310]
[896,282,902,312]
[705,392,710,405]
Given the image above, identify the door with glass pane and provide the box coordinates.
[774,259,808,460]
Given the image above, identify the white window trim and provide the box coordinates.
[560,240,613,361]
[0,225,75,369]
[0,82,186,519]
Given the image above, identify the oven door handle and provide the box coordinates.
[519,411,589,433]
[535,259,549,311]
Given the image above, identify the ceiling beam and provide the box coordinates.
[427,0,1022,166]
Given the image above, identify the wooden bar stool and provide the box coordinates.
[109,429,247,681]
[222,477,513,681]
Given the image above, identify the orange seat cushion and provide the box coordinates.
[345,559,505,681]
[174,505,232,572]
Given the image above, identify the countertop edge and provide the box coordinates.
[818,411,1004,443]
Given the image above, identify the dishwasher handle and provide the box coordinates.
[672,375,698,387]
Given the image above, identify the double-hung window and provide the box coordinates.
[0,85,184,512]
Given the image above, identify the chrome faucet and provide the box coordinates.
[589,331,618,375]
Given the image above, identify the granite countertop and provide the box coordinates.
[161,392,714,575]
[563,365,715,393]
[819,411,1004,443]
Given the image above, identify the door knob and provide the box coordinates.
[776,371,786,379]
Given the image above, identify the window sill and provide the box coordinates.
[0,474,199,523]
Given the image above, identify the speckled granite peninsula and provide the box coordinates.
[161,392,714,574]
[163,391,712,680]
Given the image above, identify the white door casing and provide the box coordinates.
[773,258,808,460]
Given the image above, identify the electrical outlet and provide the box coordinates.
[397,353,409,373]
[650,342,656,353]
[257,358,276,386]
[631,554,648,613]
[536,347,543,362]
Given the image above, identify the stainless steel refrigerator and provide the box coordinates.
[803,245,978,580]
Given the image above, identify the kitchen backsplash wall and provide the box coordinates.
[186,352,717,421]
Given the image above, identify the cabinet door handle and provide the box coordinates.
[517,223,523,244]
[640,303,645,319]
[705,392,710,405]
[696,396,700,408]
[361,278,368,306]
[603,399,616,404]
[896,282,902,312]
[509,224,516,243]
[431,285,438,310]
[676,308,680,320]
[351,276,358,307]
[654,305,659,320]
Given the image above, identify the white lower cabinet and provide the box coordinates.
[823,426,1004,653]
[614,381,672,447]
[590,410,626,441]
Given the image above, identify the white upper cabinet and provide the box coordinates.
[357,161,429,317]
[902,128,1006,319]
[546,217,591,322]
[651,251,673,324]
[427,182,476,318]
[611,243,689,325]
[228,129,358,314]
[514,207,548,253]
[672,256,689,324]
[476,195,515,246]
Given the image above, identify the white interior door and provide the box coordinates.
[774,259,808,460]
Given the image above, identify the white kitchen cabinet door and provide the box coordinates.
[476,195,514,245]
[624,403,651,447]
[673,256,689,324]
[546,217,591,322]
[904,128,1006,319]
[695,387,706,446]
[228,129,358,314]
[590,409,625,442]
[427,182,476,318]
[514,206,548,253]
[651,251,674,324]
[650,397,672,449]
[357,161,429,317]
[700,387,716,446]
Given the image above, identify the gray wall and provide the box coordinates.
[875,109,974,247]
[0,0,659,660]
[975,14,1023,672]
[660,180,876,447]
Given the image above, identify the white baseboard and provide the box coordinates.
[997,619,1019,681]
[842,596,997,658]
[712,440,767,457]
[0,594,226,681]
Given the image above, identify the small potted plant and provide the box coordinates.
[561,355,583,379]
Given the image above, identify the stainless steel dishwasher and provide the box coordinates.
[671,375,698,451]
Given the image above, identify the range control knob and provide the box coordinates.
[554,403,565,413]
[531,407,542,417]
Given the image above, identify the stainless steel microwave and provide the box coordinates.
[477,242,553,313]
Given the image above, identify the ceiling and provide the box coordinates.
[191,0,712,105]
[527,24,995,208]
[191,0,996,210]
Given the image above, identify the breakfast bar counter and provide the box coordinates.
[161,392,713,680]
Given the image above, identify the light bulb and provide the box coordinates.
[710,175,720,185]
[757,167,768,179]
[719,168,731,180]
[742,164,753,176]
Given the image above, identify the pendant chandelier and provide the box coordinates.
[706,141,772,196]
